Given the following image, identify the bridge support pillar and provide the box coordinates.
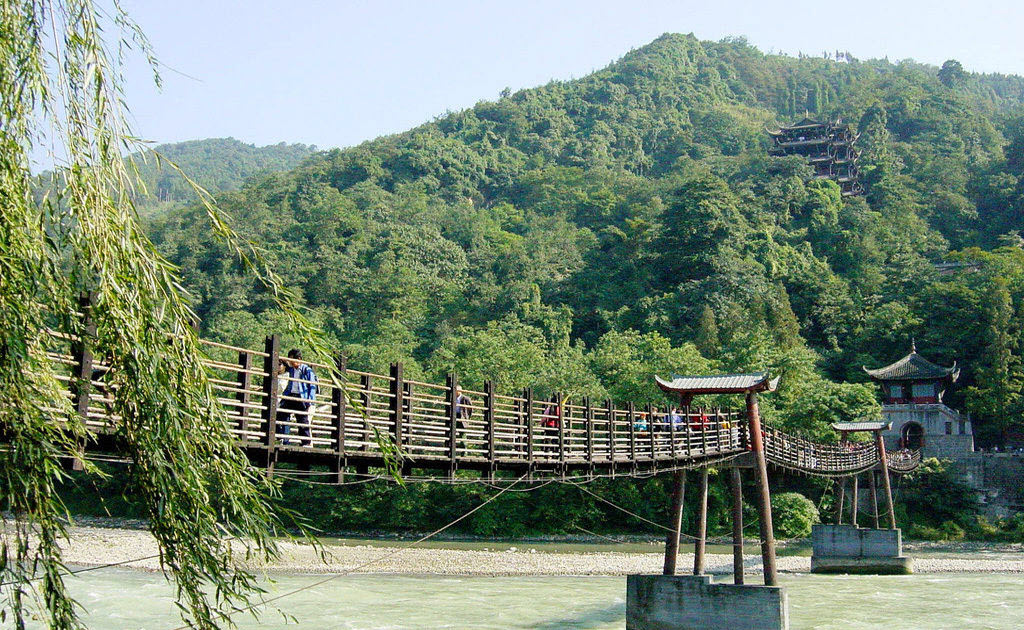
[627,574,788,630]
[662,470,686,575]
[746,392,778,586]
[810,524,912,574]
[730,466,744,585]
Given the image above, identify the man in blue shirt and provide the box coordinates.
[278,348,318,447]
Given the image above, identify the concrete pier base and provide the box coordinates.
[626,574,788,630]
[810,524,913,574]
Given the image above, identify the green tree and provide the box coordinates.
[1,3,334,628]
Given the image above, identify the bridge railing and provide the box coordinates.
[763,423,882,475]
[38,323,915,474]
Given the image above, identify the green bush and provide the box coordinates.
[770,492,819,538]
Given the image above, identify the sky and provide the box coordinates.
[44,0,1024,161]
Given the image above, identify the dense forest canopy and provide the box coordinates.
[150,33,1024,446]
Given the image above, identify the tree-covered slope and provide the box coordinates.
[151,34,1024,446]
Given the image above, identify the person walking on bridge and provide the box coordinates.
[279,349,318,447]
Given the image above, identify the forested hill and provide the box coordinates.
[38,138,315,216]
[151,34,1024,446]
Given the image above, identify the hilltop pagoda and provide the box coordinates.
[767,117,863,196]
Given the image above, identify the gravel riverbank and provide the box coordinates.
[52,524,1024,577]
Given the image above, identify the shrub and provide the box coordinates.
[771,492,819,538]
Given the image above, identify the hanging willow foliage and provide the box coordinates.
[0,2,362,628]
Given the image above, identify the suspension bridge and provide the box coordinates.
[35,299,923,629]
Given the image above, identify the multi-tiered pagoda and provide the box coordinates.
[767,117,863,196]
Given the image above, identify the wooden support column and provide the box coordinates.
[746,391,778,586]
[70,292,96,471]
[836,478,846,525]
[332,355,348,482]
[693,467,709,575]
[851,474,859,527]
[663,470,687,575]
[869,470,880,529]
[730,467,745,585]
[875,430,897,529]
[260,334,281,474]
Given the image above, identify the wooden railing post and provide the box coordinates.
[446,373,458,470]
[524,388,535,466]
[360,374,372,452]
[484,380,496,466]
[69,292,96,470]
[627,402,637,466]
[260,334,281,472]
[606,399,616,464]
[556,392,565,468]
[332,355,347,458]
[389,362,404,450]
[236,351,253,440]
[584,396,594,465]
[647,403,657,462]
[668,404,678,460]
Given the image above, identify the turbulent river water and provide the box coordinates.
[25,566,1024,629]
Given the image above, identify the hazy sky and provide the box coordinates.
[75,1,1024,155]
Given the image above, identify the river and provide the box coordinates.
[24,568,1024,629]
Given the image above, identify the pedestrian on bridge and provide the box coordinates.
[279,349,318,447]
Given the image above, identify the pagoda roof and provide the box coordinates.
[863,344,959,382]
[832,421,891,432]
[656,371,780,395]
